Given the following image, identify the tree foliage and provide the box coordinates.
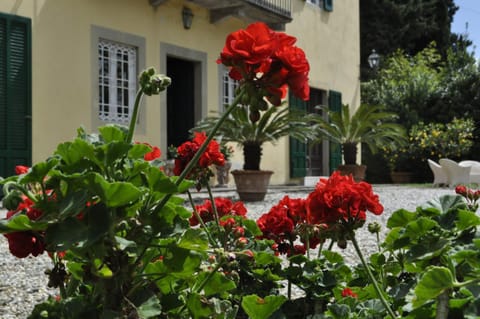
[361,0,459,80]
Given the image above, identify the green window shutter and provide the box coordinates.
[289,93,307,178]
[0,13,32,178]
[324,0,333,12]
[328,90,342,173]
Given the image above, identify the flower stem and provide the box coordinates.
[187,190,217,247]
[125,88,145,144]
[350,233,397,319]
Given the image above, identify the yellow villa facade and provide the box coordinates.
[0,0,360,185]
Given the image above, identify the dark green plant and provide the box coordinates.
[191,104,319,170]
[312,103,406,165]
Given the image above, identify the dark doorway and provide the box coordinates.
[166,57,195,149]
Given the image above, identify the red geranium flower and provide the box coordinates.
[144,144,161,161]
[173,132,224,177]
[305,171,383,230]
[190,197,247,226]
[15,165,29,175]
[217,22,310,108]
[3,197,45,258]
[341,287,358,298]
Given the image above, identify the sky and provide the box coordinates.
[451,0,480,60]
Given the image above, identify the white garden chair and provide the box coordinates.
[439,158,471,187]
[427,159,448,187]
[459,160,480,184]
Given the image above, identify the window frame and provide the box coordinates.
[91,25,146,132]
[218,66,239,113]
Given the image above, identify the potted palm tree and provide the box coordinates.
[192,104,319,201]
[313,103,406,181]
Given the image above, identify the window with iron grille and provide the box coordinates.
[222,69,239,110]
[98,39,137,124]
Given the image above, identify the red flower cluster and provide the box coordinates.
[173,132,225,176]
[190,197,247,226]
[341,287,358,298]
[3,197,45,258]
[257,196,313,256]
[257,172,384,254]
[306,171,383,228]
[15,165,29,175]
[142,143,161,161]
[173,132,225,189]
[455,185,480,211]
[455,185,480,200]
[218,22,309,108]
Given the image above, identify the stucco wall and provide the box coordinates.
[0,0,359,185]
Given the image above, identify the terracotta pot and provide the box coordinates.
[231,170,273,202]
[390,171,413,184]
[337,164,367,182]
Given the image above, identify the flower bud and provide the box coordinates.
[368,222,381,234]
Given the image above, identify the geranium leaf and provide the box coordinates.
[241,295,287,319]
[57,190,89,220]
[128,143,151,159]
[0,214,47,232]
[186,293,214,319]
[103,142,131,167]
[387,209,417,228]
[178,229,209,251]
[46,217,89,250]
[99,125,127,143]
[455,209,480,231]
[19,158,58,184]
[137,295,162,319]
[404,217,437,237]
[198,271,236,297]
[92,258,113,278]
[426,195,468,214]
[91,174,142,207]
[55,139,97,167]
[146,167,178,193]
[413,266,454,308]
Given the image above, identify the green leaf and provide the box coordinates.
[242,218,263,237]
[20,158,59,184]
[128,143,151,159]
[89,174,142,207]
[0,214,48,232]
[404,217,438,238]
[102,142,131,167]
[455,210,480,231]
[426,195,468,214]
[146,167,178,193]
[327,303,350,319]
[137,295,162,318]
[387,209,417,228]
[413,266,454,308]
[92,258,113,278]
[200,272,236,297]
[178,229,209,251]
[241,295,287,319]
[99,125,127,143]
[186,293,214,319]
[55,139,96,167]
[45,217,89,250]
[322,250,345,264]
[163,247,202,278]
[57,190,89,220]
[255,252,282,266]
